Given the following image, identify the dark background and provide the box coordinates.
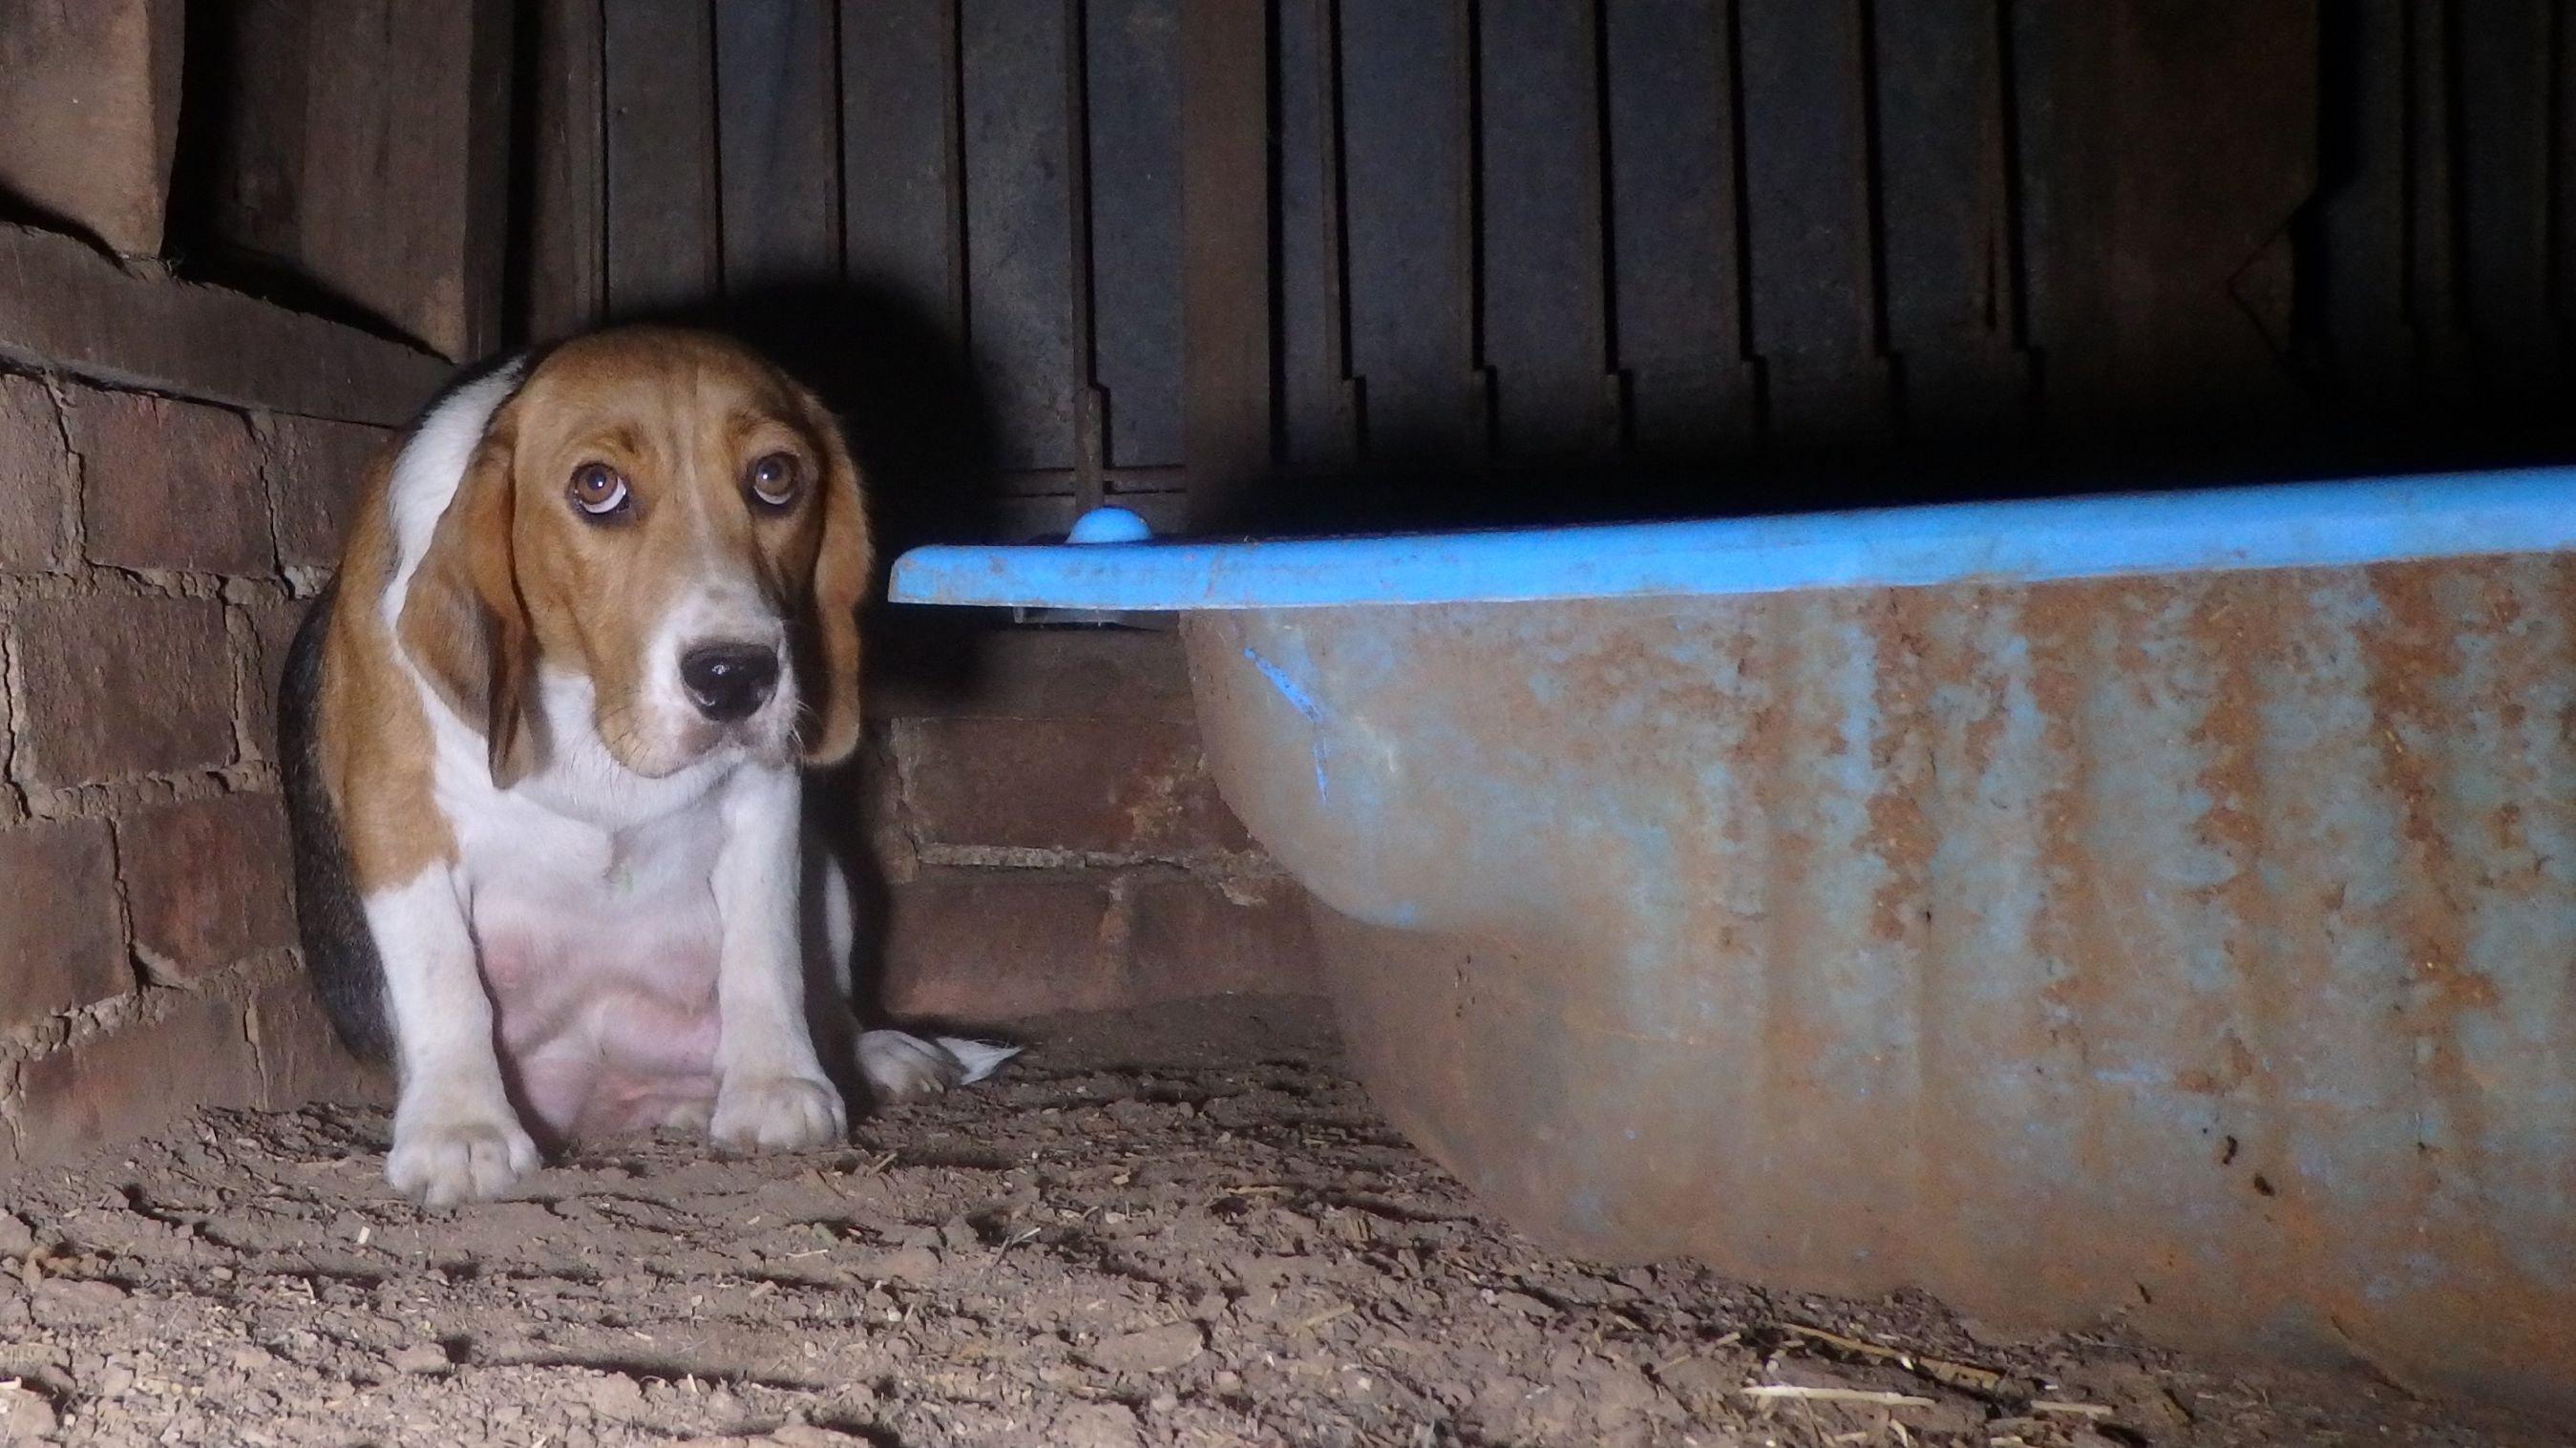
[156,1,2576,546]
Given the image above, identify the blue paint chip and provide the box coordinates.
[1243,647,1331,802]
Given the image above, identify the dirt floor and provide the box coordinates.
[0,997,2562,1448]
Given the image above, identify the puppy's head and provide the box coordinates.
[401,326,871,785]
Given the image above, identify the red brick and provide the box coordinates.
[12,990,260,1168]
[239,592,313,762]
[0,818,128,1030]
[1129,874,1320,1003]
[853,726,917,884]
[11,595,234,784]
[117,792,295,978]
[0,372,73,572]
[868,623,1196,722]
[73,390,268,574]
[264,413,388,569]
[901,716,1253,855]
[247,976,392,1110]
[880,871,1123,1020]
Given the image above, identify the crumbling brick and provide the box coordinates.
[73,390,270,575]
[879,870,1125,1020]
[246,975,391,1110]
[11,594,234,785]
[237,590,313,763]
[264,412,388,569]
[117,792,295,980]
[0,373,74,572]
[900,716,1253,856]
[12,991,261,1167]
[1128,873,1320,1002]
[0,817,128,1029]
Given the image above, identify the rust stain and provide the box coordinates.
[1193,554,2576,1417]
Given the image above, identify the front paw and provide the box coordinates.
[710,1074,847,1152]
[388,1108,540,1208]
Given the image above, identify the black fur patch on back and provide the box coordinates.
[279,582,396,1065]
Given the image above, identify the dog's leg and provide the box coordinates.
[372,870,540,1207]
[708,768,849,1151]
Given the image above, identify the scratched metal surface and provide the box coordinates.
[1182,556,2576,1412]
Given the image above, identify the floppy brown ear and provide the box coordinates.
[397,413,543,788]
[795,388,873,767]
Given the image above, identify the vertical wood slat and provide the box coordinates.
[1338,0,1476,460]
[1179,0,1275,527]
[604,0,720,315]
[1277,0,1358,470]
[295,0,515,359]
[1872,0,2031,441]
[2557,0,2576,338]
[2013,1,2316,436]
[2406,0,2465,379]
[716,0,843,293]
[523,0,606,340]
[2454,0,2557,372]
[1737,0,1891,450]
[1604,0,1758,459]
[1064,0,1107,507]
[840,0,964,333]
[1086,0,1187,473]
[458,0,517,359]
[961,0,1078,475]
[1477,0,1614,459]
[2312,1,2417,402]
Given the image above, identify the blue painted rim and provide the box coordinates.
[887,468,2576,611]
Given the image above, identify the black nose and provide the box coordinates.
[679,642,780,722]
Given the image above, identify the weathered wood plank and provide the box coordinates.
[1478,0,1613,459]
[604,0,721,314]
[2311,0,2415,401]
[0,223,449,425]
[1604,0,1758,458]
[0,0,183,257]
[1339,0,1476,459]
[1179,0,1274,525]
[717,0,843,291]
[295,0,514,359]
[1087,0,1186,472]
[2015,0,2316,431]
[1276,0,1356,469]
[1737,0,1891,449]
[961,0,1079,474]
[2455,0,2557,370]
[523,0,608,339]
[840,0,963,327]
[1872,0,2030,439]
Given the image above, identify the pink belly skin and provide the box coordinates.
[476,926,726,1147]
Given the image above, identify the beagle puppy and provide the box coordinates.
[279,325,1010,1207]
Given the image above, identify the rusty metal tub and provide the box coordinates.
[890,472,2576,1411]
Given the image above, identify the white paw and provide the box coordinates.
[387,1106,540,1208]
[859,1030,1022,1101]
[710,1074,847,1152]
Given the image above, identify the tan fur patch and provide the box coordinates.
[318,454,456,892]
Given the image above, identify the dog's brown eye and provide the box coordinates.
[747,452,801,510]
[568,462,630,517]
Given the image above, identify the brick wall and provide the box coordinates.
[857,625,1321,1021]
[0,367,392,1176]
